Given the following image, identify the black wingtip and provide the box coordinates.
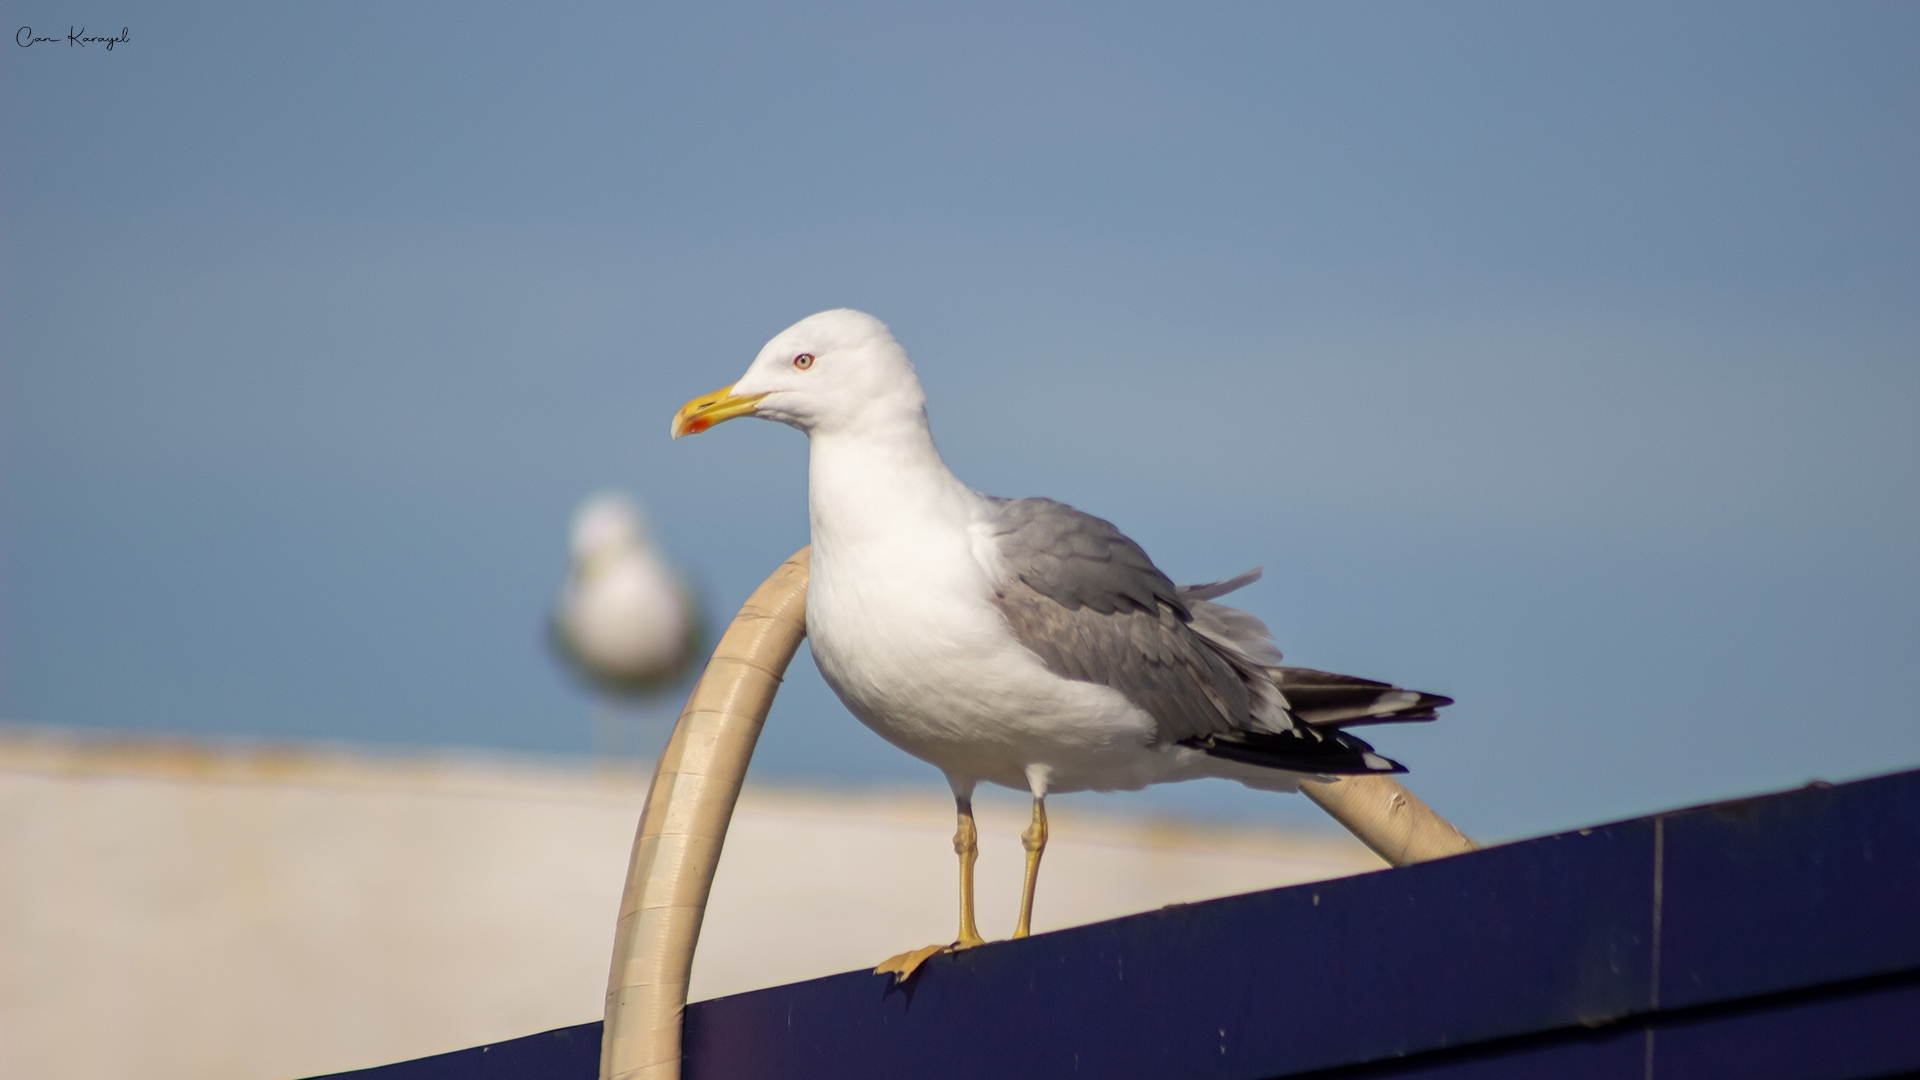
[1181,729,1406,776]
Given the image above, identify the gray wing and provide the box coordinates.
[985,498,1436,776]
[985,498,1286,744]
[987,497,1189,618]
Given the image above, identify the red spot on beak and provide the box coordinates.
[686,416,711,434]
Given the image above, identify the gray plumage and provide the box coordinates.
[986,497,1447,774]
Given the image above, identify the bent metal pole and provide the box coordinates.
[1299,774,1478,866]
[601,545,1474,1080]
[602,548,811,1080]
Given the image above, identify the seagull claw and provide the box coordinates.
[874,943,949,982]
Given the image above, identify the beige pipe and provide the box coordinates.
[601,546,1475,1080]
[1299,774,1478,865]
[601,547,811,1080]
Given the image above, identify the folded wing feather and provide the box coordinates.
[985,498,1448,775]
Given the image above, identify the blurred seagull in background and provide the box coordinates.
[672,309,1451,977]
[552,494,703,748]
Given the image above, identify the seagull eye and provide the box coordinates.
[792,353,815,370]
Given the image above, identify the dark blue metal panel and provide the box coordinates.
[1296,1027,1647,1080]
[1650,975,1920,1080]
[311,768,1920,1080]
[306,1021,599,1080]
[313,979,1920,1080]
[1292,976,1920,1080]
[679,820,1658,1080]
[1658,772,1920,1011]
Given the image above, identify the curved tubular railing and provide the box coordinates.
[601,548,811,1080]
[1300,774,1479,866]
[601,546,1474,1080]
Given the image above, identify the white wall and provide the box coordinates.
[0,727,1380,1080]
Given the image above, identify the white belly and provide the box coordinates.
[806,529,1169,794]
[562,560,689,677]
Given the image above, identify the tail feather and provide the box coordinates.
[1173,571,1453,776]
[1272,666,1453,728]
[1178,567,1263,603]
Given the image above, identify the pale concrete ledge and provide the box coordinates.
[0,724,1379,1080]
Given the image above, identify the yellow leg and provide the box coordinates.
[953,799,987,949]
[1012,795,1048,938]
[874,792,987,981]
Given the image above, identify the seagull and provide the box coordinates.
[552,493,702,702]
[671,310,1450,973]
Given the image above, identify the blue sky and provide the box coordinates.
[4,1,1916,841]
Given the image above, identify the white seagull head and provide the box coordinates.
[570,491,651,566]
[671,309,927,439]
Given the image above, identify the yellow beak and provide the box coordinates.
[671,384,768,438]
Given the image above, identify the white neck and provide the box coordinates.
[806,411,978,552]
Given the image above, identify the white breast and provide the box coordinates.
[562,553,689,678]
[802,430,1159,792]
